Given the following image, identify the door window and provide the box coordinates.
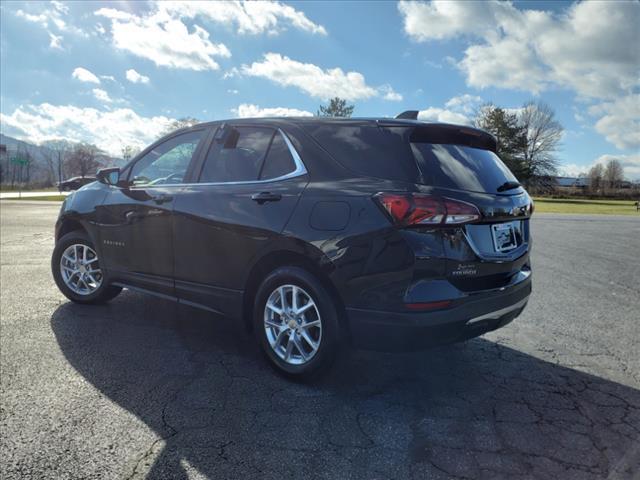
[259,132,296,180]
[200,126,274,183]
[129,130,204,186]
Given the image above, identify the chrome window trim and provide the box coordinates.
[128,128,308,189]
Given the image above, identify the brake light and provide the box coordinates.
[374,193,480,226]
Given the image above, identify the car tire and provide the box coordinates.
[52,230,122,304]
[253,266,341,380]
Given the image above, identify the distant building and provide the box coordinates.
[554,176,590,188]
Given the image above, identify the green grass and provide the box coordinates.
[2,195,66,201]
[0,186,59,192]
[533,197,639,215]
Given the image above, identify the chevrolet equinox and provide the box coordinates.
[52,116,533,378]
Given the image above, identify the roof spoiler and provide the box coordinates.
[395,110,419,120]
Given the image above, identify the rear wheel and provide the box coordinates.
[254,267,341,379]
[52,230,122,304]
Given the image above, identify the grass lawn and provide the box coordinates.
[0,186,59,192]
[1,195,66,201]
[533,197,639,215]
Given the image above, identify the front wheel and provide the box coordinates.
[52,230,122,304]
[254,267,341,379]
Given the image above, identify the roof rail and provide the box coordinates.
[395,110,419,120]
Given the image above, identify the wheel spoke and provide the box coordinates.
[278,286,287,310]
[266,302,283,316]
[292,335,308,361]
[284,331,295,361]
[273,328,288,349]
[291,285,298,312]
[302,319,321,329]
[296,301,314,315]
[300,331,318,351]
[63,254,75,263]
[265,319,282,329]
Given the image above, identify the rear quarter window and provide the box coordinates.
[303,124,420,182]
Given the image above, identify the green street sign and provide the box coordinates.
[10,156,29,166]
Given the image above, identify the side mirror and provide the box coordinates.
[97,167,120,186]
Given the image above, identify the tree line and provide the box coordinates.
[3,98,626,193]
[0,141,114,189]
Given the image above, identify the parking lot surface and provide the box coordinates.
[1,201,639,479]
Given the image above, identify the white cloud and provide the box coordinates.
[96,7,231,71]
[16,1,86,46]
[0,103,173,156]
[72,67,101,84]
[417,93,482,124]
[398,0,509,41]
[92,88,113,104]
[588,95,640,151]
[48,32,63,50]
[418,107,469,125]
[16,9,48,26]
[444,94,482,114]
[227,89,239,94]
[399,1,640,100]
[126,69,150,84]
[399,1,640,151]
[233,104,313,118]
[162,1,327,35]
[241,53,400,101]
[379,85,403,102]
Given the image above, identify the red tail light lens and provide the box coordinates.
[374,193,480,226]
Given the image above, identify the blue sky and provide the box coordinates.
[1,0,638,178]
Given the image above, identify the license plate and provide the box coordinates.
[491,222,518,252]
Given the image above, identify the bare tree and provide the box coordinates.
[518,101,562,178]
[604,158,624,190]
[121,145,141,162]
[161,117,200,136]
[588,163,604,194]
[41,139,74,185]
[66,143,104,178]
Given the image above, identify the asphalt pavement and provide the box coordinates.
[1,200,639,479]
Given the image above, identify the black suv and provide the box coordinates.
[52,117,532,378]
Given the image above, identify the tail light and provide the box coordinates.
[374,193,481,226]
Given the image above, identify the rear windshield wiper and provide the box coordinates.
[497,181,522,192]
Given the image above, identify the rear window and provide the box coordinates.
[305,124,518,193]
[411,143,518,193]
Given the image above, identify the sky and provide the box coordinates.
[0,0,638,178]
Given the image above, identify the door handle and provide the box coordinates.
[251,192,282,204]
[151,194,173,204]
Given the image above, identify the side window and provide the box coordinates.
[259,132,297,180]
[129,130,204,186]
[200,127,274,183]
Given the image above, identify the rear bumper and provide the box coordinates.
[345,272,531,351]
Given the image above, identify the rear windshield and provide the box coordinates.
[304,124,518,194]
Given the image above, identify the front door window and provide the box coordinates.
[129,130,204,186]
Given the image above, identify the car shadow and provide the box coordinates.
[50,291,640,480]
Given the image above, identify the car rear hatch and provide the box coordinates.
[303,120,533,295]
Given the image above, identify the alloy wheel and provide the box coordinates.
[60,243,103,295]
[263,284,322,365]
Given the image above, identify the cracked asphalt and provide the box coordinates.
[1,201,639,480]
